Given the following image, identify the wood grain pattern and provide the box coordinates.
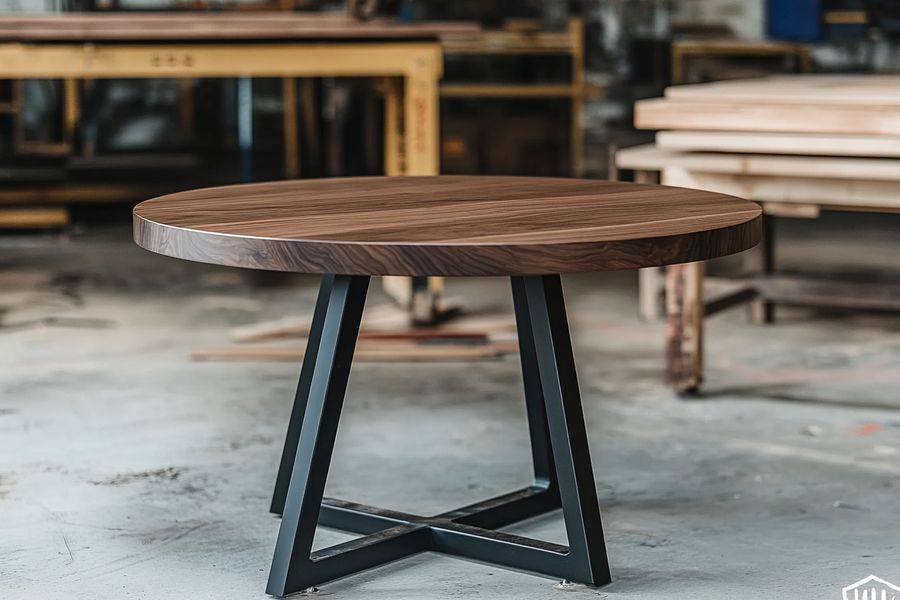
[0,13,477,42]
[133,176,761,276]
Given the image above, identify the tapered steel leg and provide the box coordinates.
[517,275,612,586]
[512,276,558,491]
[271,275,335,515]
[265,274,611,596]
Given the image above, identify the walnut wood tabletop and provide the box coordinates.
[133,176,760,277]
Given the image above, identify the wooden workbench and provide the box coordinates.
[0,12,477,320]
[620,75,900,393]
[0,13,478,176]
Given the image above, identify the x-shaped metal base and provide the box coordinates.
[266,274,612,597]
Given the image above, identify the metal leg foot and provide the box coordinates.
[515,275,611,585]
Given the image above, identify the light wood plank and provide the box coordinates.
[617,145,900,182]
[664,75,900,106]
[191,341,518,362]
[636,98,900,136]
[656,131,900,158]
[662,168,900,211]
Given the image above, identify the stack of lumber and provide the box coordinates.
[625,75,900,212]
[618,75,900,392]
[638,75,900,136]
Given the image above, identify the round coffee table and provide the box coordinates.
[133,176,760,596]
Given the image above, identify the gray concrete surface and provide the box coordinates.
[1,223,899,600]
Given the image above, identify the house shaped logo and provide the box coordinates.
[843,575,900,600]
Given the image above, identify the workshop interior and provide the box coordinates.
[2,1,899,599]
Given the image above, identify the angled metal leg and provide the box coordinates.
[267,275,370,596]
[442,277,561,532]
[518,274,611,586]
[512,276,558,491]
[271,275,335,515]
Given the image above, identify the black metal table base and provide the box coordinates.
[266,274,611,597]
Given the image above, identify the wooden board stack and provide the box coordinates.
[626,75,900,211]
[617,74,900,393]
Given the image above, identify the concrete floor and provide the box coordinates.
[1,220,899,600]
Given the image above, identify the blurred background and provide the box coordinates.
[3,0,900,218]
[2,2,900,599]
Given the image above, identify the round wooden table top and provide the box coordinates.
[133,176,761,277]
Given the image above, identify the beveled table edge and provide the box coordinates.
[133,211,762,276]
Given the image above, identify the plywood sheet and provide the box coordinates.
[664,75,900,107]
[617,144,900,181]
[656,131,900,158]
[662,168,900,210]
[635,98,900,136]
